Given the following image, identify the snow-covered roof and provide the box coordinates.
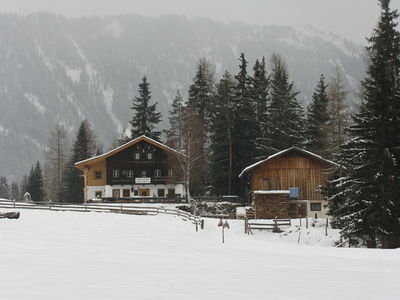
[75,135,186,168]
[253,190,290,195]
[239,146,338,177]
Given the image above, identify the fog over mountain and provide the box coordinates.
[0,13,365,180]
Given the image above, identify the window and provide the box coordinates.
[122,189,130,198]
[95,171,102,179]
[310,203,322,211]
[133,190,138,196]
[262,178,269,190]
[147,152,153,160]
[168,169,173,177]
[273,178,281,190]
[112,189,120,198]
[112,169,120,178]
[134,152,140,160]
[127,170,134,178]
[167,188,175,197]
[154,169,162,177]
[157,189,165,197]
[95,191,102,198]
[141,170,147,177]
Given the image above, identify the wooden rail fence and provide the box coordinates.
[245,217,291,235]
[0,199,204,231]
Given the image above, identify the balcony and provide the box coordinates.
[110,176,173,185]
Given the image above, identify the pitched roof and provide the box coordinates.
[238,146,338,178]
[74,135,186,170]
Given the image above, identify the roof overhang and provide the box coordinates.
[74,135,186,171]
[239,146,339,178]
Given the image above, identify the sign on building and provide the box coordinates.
[135,177,151,184]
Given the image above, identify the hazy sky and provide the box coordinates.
[1,0,399,44]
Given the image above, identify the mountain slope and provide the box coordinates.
[0,13,365,179]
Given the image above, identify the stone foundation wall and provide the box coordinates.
[252,193,289,219]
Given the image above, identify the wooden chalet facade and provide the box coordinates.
[239,147,337,219]
[74,135,186,202]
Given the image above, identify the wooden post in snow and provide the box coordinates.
[325,218,328,236]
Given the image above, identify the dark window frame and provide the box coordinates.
[122,189,130,198]
[310,203,322,211]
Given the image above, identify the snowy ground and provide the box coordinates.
[1,208,399,300]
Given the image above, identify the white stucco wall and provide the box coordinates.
[307,200,328,218]
[90,184,186,199]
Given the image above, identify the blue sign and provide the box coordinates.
[289,187,299,198]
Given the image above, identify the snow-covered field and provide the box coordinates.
[1,208,399,300]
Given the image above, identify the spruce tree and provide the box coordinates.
[0,176,10,199]
[188,60,214,119]
[252,57,270,159]
[305,75,330,154]
[266,53,305,153]
[27,162,45,203]
[130,76,162,141]
[63,121,92,203]
[231,53,258,182]
[10,182,19,200]
[165,90,185,149]
[327,0,400,248]
[186,60,215,195]
[209,72,236,195]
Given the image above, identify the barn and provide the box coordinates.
[239,147,337,219]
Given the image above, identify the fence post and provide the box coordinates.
[195,220,198,232]
[244,218,248,234]
[201,219,204,230]
[85,202,87,212]
[325,218,328,236]
[120,204,123,214]
[274,216,278,232]
[299,215,302,227]
[306,217,308,229]
[13,199,16,208]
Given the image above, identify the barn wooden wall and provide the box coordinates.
[250,152,332,201]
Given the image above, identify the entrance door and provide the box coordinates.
[139,189,150,196]
[112,189,120,199]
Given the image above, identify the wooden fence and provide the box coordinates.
[0,199,204,231]
[245,217,291,235]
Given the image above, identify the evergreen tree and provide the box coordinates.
[209,72,236,195]
[165,90,185,149]
[305,75,330,154]
[27,162,45,203]
[266,53,305,153]
[130,76,162,141]
[186,60,215,195]
[187,60,215,119]
[252,57,270,159]
[231,53,258,185]
[10,182,19,200]
[0,176,10,199]
[63,121,92,203]
[327,0,400,248]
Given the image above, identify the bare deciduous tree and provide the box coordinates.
[44,123,70,202]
